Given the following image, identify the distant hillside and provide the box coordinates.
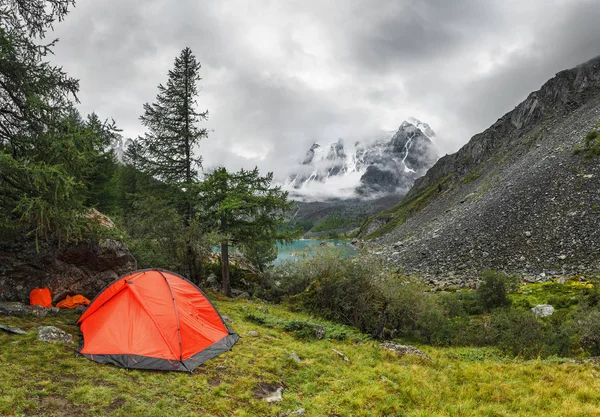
[287,195,401,238]
[360,56,600,282]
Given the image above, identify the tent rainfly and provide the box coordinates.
[76,269,239,372]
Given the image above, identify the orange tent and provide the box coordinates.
[30,288,52,308]
[56,294,90,309]
[76,269,238,372]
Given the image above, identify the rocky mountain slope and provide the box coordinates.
[361,56,600,283]
[284,118,438,199]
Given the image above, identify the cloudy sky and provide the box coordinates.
[50,0,600,182]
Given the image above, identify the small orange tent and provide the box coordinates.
[76,269,238,372]
[30,288,52,308]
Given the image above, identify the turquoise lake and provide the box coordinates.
[273,239,356,264]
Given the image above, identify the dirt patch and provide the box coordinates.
[105,397,126,412]
[95,380,118,388]
[208,376,222,386]
[38,394,85,417]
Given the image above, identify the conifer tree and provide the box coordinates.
[138,47,207,185]
[137,47,208,282]
[198,167,293,297]
[0,0,79,158]
[0,0,100,244]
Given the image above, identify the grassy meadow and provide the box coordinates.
[1,292,600,417]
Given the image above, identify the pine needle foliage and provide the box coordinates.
[137,47,208,185]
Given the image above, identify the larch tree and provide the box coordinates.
[137,47,208,282]
[0,0,109,244]
[198,167,293,297]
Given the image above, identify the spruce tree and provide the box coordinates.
[138,47,207,185]
[0,0,79,159]
[137,47,208,282]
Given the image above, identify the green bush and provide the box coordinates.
[383,277,429,337]
[584,130,600,158]
[477,271,513,312]
[414,308,462,346]
[574,129,600,159]
[489,309,548,358]
[292,252,387,333]
[575,309,600,356]
[258,251,600,359]
[262,248,429,338]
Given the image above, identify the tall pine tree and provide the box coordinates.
[137,47,208,282]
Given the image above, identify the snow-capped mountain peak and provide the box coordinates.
[284,118,439,200]
[406,117,436,140]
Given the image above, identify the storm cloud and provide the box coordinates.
[50,0,600,180]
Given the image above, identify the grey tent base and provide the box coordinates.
[77,332,239,372]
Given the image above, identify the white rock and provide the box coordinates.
[531,304,554,317]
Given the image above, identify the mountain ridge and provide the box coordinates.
[361,56,600,283]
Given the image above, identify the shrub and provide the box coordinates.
[581,276,600,307]
[456,291,485,315]
[263,248,430,338]
[575,309,600,356]
[583,129,600,159]
[489,309,548,359]
[477,271,512,312]
[414,307,463,346]
[574,129,600,158]
[382,277,429,337]
[293,252,387,333]
[258,250,598,359]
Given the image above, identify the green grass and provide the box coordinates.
[574,129,600,159]
[461,167,483,184]
[2,298,600,416]
[361,175,452,239]
[510,280,590,310]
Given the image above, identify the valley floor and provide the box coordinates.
[1,299,600,416]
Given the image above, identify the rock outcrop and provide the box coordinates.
[363,56,600,282]
[37,326,73,343]
[0,238,136,303]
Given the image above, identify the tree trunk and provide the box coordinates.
[220,216,231,297]
[221,241,231,297]
[186,243,199,284]
[372,301,388,339]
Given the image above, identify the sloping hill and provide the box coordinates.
[360,56,600,282]
[2,299,600,416]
